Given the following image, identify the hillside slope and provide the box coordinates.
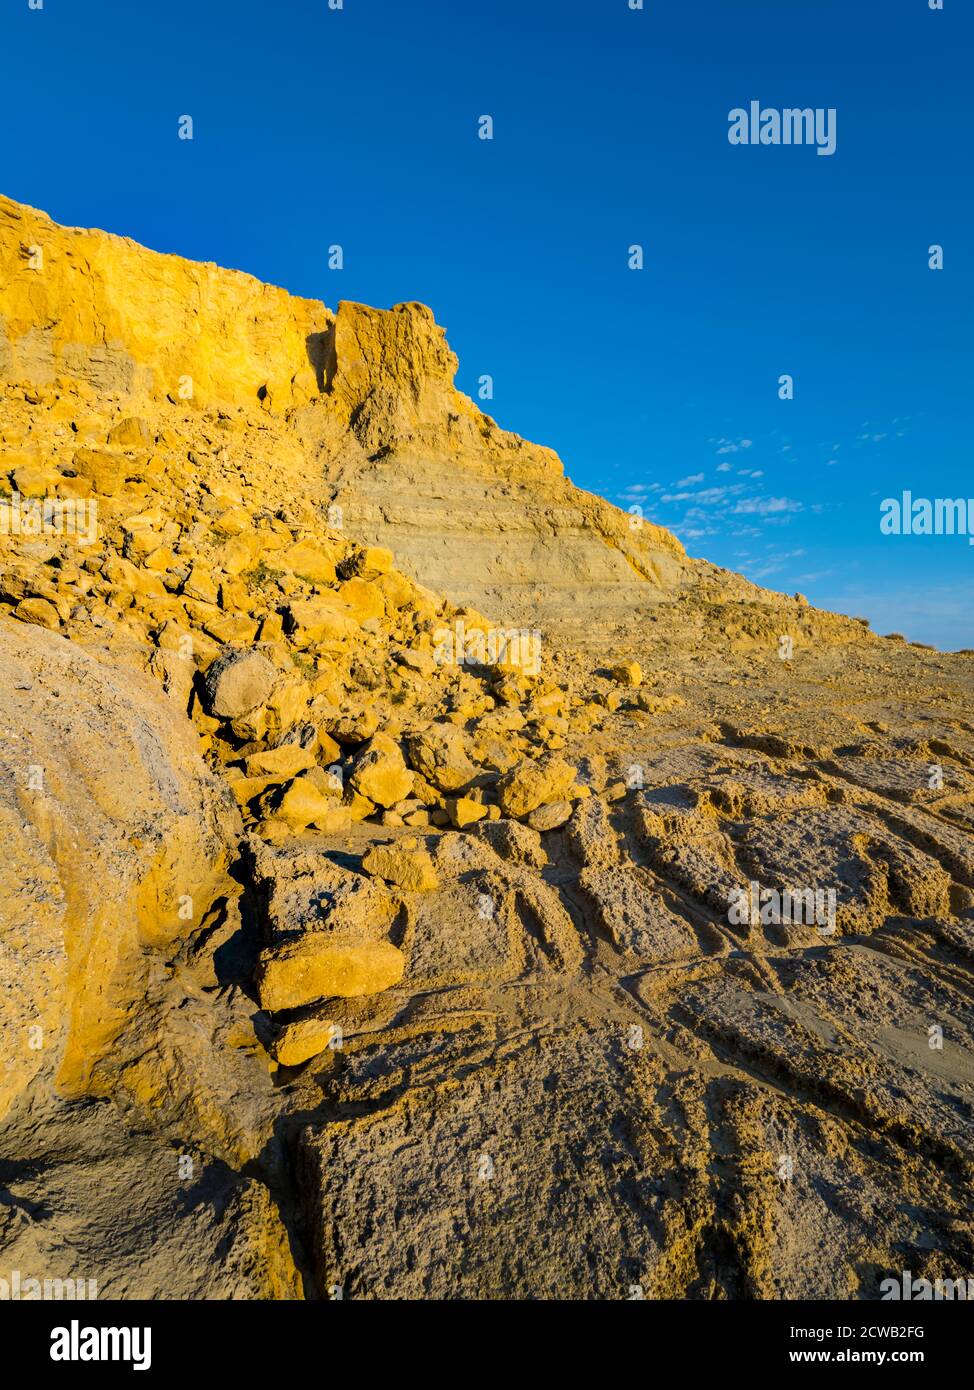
[2,195,974,1301]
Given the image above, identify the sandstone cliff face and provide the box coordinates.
[0,195,687,625]
[295,301,688,625]
[0,194,330,412]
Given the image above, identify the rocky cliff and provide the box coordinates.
[0,194,695,626]
[2,195,973,1302]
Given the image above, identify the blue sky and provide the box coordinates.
[3,0,971,647]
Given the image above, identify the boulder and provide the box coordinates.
[349,732,413,809]
[407,722,477,792]
[257,937,405,1011]
[0,619,240,1120]
[448,796,488,828]
[610,660,642,687]
[271,774,351,832]
[107,415,152,448]
[472,818,548,868]
[203,648,276,719]
[496,753,578,820]
[362,841,439,892]
[272,1016,342,1067]
[14,596,60,629]
[526,800,573,832]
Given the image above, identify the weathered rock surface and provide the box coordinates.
[0,618,239,1117]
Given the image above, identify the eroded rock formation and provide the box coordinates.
[2,195,973,1300]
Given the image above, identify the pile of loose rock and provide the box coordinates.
[1,380,657,1067]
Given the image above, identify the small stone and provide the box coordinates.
[272,1017,341,1068]
[449,796,488,828]
[610,661,642,687]
[526,800,573,832]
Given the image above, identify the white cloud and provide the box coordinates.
[715,437,753,455]
[661,485,733,505]
[733,496,802,516]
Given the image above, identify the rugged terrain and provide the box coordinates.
[1,194,973,1300]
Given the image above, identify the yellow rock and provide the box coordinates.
[407,723,476,792]
[203,612,261,645]
[14,596,60,629]
[245,743,317,779]
[102,554,166,598]
[219,577,250,611]
[286,597,359,646]
[0,620,240,1120]
[0,194,331,412]
[497,753,578,819]
[108,416,152,448]
[12,463,58,497]
[212,506,252,537]
[183,564,220,604]
[317,731,342,764]
[343,545,394,579]
[263,678,311,736]
[376,569,418,609]
[273,540,340,584]
[218,531,263,576]
[272,1017,342,1068]
[337,576,385,623]
[610,660,642,687]
[349,732,413,809]
[362,843,439,892]
[343,788,377,821]
[448,796,488,828]
[255,816,292,844]
[308,803,354,833]
[273,774,347,831]
[142,539,176,567]
[73,447,123,495]
[229,774,281,807]
[257,937,405,1011]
